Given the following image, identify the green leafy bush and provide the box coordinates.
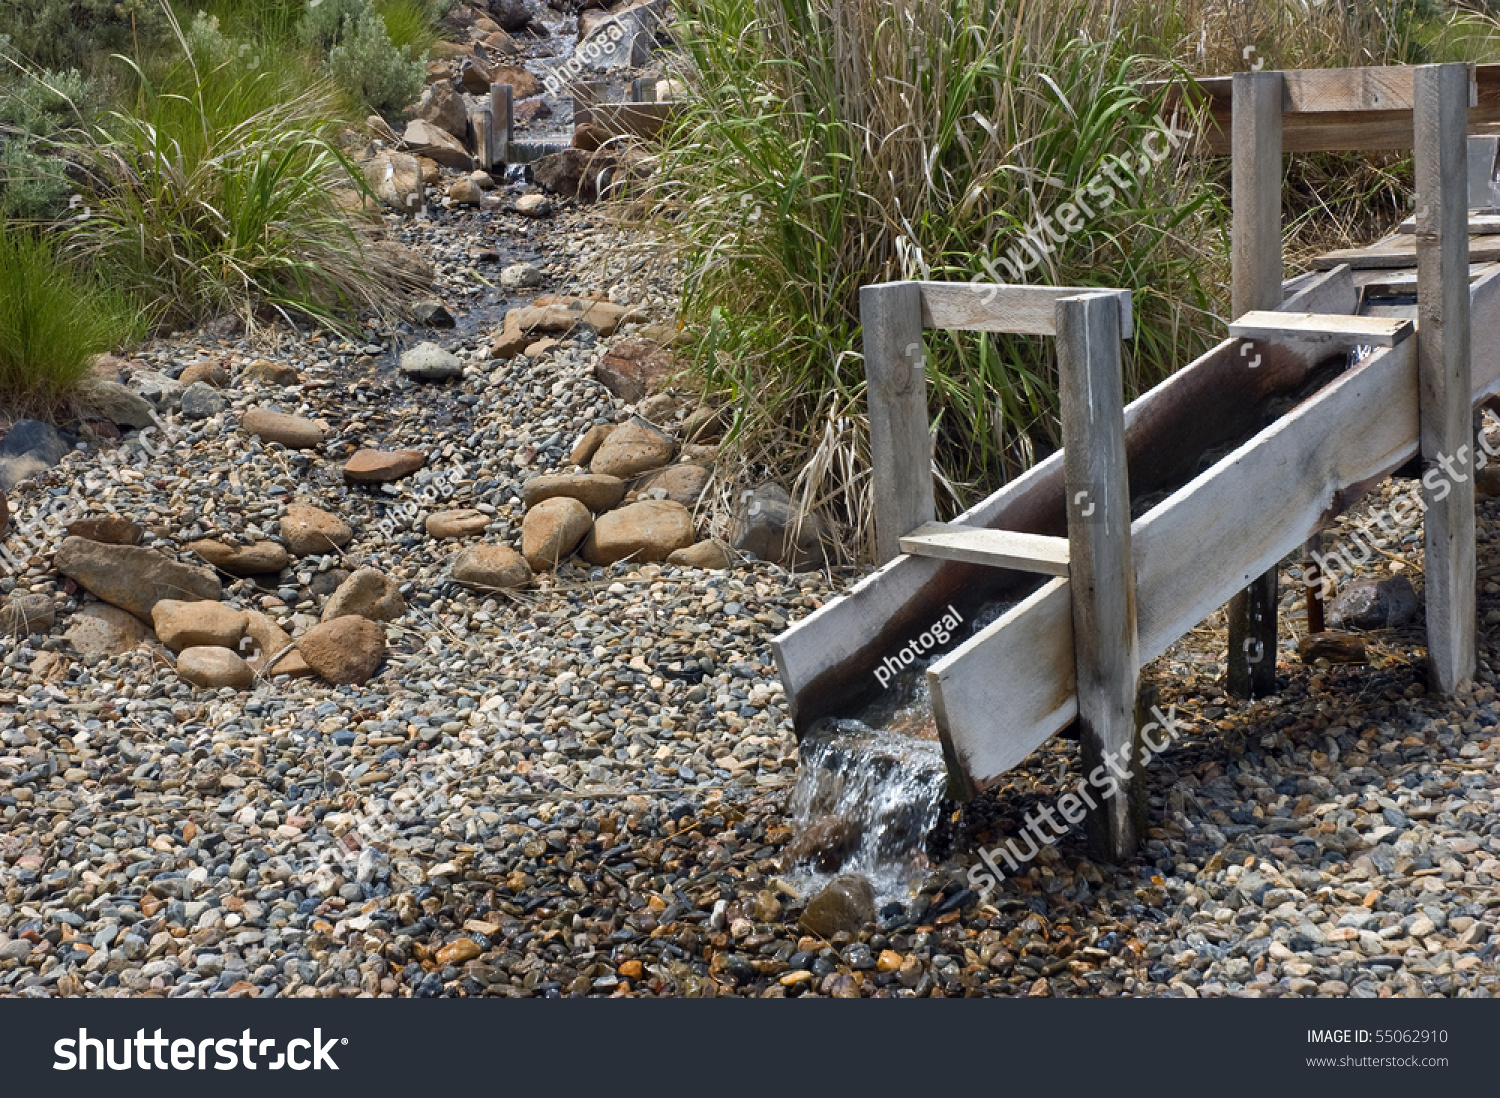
[61,10,421,330]
[0,223,143,415]
[0,0,164,70]
[324,3,424,113]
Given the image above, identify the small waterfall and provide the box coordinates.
[783,600,1013,901]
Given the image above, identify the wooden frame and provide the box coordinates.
[863,279,1142,857]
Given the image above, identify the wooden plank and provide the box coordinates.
[931,336,1424,792]
[491,83,513,166]
[467,105,493,172]
[1315,235,1500,268]
[1415,63,1478,694]
[1396,214,1500,234]
[1146,63,1499,155]
[862,282,933,564]
[898,523,1069,576]
[1057,292,1140,861]
[916,282,1133,338]
[1229,310,1412,346]
[1469,134,1497,208]
[1355,262,1498,290]
[1282,265,1357,314]
[1228,69,1284,699]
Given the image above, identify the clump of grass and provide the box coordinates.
[0,223,143,416]
[60,6,419,331]
[374,0,441,59]
[651,0,1483,562]
[651,0,1225,560]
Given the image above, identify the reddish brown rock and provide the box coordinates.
[298,615,386,685]
[666,539,732,570]
[280,504,352,556]
[426,508,492,539]
[343,449,426,484]
[241,609,314,678]
[582,501,694,565]
[590,417,675,479]
[521,497,593,570]
[596,338,680,403]
[65,514,144,546]
[243,359,301,385]
[64,603,149,656]
[241,409,326,449]
[321,567,406,623]
[450,544,533,589]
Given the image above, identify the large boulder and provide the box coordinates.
[521,497,593,570]
[596,339,679,402]
[1327,575,1420,631]
[151,600,248,653]
[413,80,469,139]
[298,615,386,685]
[589,417,675,479]
[0,594,55,637]
[582,500,694,564]
[521,473,626,512]
[54,537,220,623]
[486,63,542,98]
[364,151,424,214]
[322,567,406,622]
[635,464,710,508]
[186,539,289,577]
[64,603,150,657]
[403,119,473,170]
[280,503,352,557]
[399,342,464,381]
[176,647,254,690]
[1,419,72,491]
[450,544,532,589]
[241,409,326,449]
[343,449,426,484]
[487,0,533,31]
[729,483,825,571]
[74,377,156,430]
[799,874,875,937]
[531,147,616,202]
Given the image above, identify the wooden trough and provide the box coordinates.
[771,62,1497,861]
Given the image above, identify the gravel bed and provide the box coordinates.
[1,180,1498,998]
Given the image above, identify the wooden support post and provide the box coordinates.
[491,83,513,167]
[469,104,494,172]
[861,282,932,565]
[1056,292,1140,862]
[631,77,657,103]
[1227,69,1285,699]
[1303,533,1325,635]
[1415,63,1477,694]
[571,80,605,128]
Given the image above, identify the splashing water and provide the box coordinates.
[785,599,1014,901]
[786,720,948,902]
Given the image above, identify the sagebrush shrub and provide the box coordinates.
[324,6,424,114]
[0,0,164,70]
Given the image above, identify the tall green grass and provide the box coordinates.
[651,0,1486,562]
[60,7,419,330]
[0,224,143,416]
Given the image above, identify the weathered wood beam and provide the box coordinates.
[862,282,932,565]
[1415,63,1478,694]
[1229,310,1413,346]
[916,283,1133,337]
[1228,69,1284,700]
[898,523,1069,576]
[1057,292,1140,861]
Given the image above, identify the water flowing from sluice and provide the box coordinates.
[785,603,1012,900]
